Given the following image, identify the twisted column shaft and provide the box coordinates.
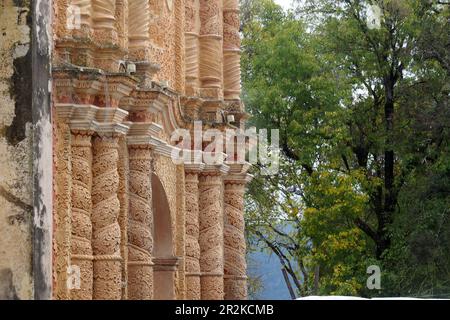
[185,172,201,299]
[223,182,247,300]
[127,146,154,300]
[199,174,224,300]
[92,135,122,300]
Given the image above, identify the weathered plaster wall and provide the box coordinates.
[0,0,33,300]
[0,0,53,300]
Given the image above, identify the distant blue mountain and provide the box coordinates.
[247,250,292,300]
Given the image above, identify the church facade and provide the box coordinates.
[0,0,250,300]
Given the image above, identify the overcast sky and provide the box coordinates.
[274,0,294,9]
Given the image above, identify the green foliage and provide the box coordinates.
[242,0,450,297]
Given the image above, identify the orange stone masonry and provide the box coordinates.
[52,0,251,300]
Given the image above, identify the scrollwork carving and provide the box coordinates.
[199,174,224,300]
[70,133,94,300]
[185,172,201,299]
[92,136,122,300]
[224,182,247,300]
[127,146,154,300]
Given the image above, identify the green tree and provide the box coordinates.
[242,0,450,297]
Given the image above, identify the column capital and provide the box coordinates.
[224,162,253,185]
[56,104,98,132]
[95,107,130,137]
[202,163,230,176]
[127,122,164,148]
[185,163,206,174]
[55,103,131,136]
[223,173,253,186]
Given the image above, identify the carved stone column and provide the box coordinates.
[199,0,223,99]
[198,165,229,300]
[127,141,154,300]
[184,165,204,299]
[185,0,200,96]
[91,109,129,300]
[223,172,251,300]
[55,104,99,300]
[70,130,94,300]
[128,0,150,60]
[223,0,241,100]
[92,0,118,44]
[91,134,123,299]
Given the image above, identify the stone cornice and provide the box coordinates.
[223,173,253,185]
[202,163,231,176]
[224,162,253,185]
[55,104,130,135]
[226,162,252,175]
[184,163,206,174]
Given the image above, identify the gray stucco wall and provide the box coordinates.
[0,0,52,300]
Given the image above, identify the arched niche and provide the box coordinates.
[151,173,179,300]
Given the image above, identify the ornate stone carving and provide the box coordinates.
[223,0,241,100]
[223,181,247,300]
[70,132,94,300]
[51,0,250,302]
[174,0,186,94]
[199,173,224,300]
[54,121,72,300]
[184,172,201,299]
[117,136,129,299]
[127,146,154,300]
[92,135,122,300]
[175,165,187,299]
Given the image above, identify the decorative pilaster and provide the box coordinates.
[117,136,130,300]
[127,144,154,299]
[198,165,229,300]
[184,165,204,299]
[223,171,251,300]
[54,104,98,300]
[70,131,94,300]
[223,0,241,100]
[54,121,72,300]
[199,0,223,99]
